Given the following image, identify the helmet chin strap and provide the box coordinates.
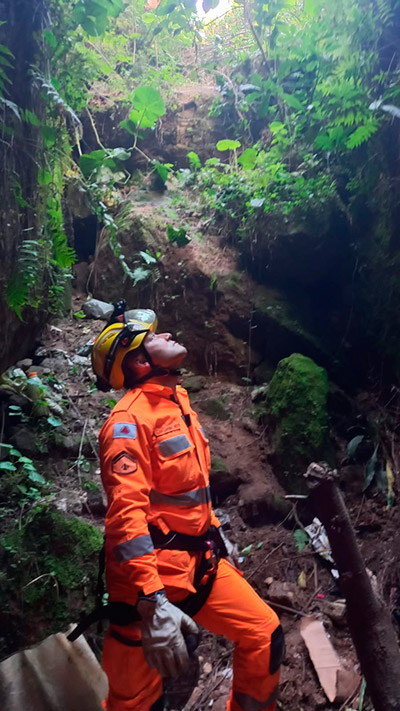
[133,345,181,385]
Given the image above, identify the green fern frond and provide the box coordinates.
[51,231,76,269]
[376,0,394,25]
[346,119,379,149]
[30,69,83,141]
[6,239,43,318]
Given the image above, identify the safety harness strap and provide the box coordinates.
[67,525,225,642]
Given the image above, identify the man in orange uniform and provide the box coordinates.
[92,307,284,711]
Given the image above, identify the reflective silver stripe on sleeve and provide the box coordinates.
[113,534,154,562]
[199,427,208,439]
[158,434,191,457]
[233,687,278,711]
[150,485,211,507]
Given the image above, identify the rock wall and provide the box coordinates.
[0,1,48,373]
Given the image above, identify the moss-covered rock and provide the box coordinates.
[183,375,207,393]
[267,353,330,492]
[0,506,103,658]
[199,397,232,421]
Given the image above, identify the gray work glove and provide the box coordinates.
[137,592,198,678]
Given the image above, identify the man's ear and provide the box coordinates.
[131,351,147,366]
[122,349,149,378]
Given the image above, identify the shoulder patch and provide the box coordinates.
[113,422,137,439]
[112,452,138,475]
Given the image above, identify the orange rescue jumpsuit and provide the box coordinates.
[100,382,283,711]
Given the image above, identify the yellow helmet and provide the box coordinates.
[92,309,158,391]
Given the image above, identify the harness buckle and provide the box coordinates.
[204,539,218,575]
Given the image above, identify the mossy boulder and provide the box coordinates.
[199,397,231,421]
[0,507,103,658]
[267,353,330,492]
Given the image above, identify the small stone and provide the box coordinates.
[83,298,114,320]
[40,358,69,376]
[323,599,347,626]
[203,662,212,675]
[251,384,269,402]
[54,489,85,516]
[240,416,258,434]
[264,577,274,586]
[238,483,290,526]
[16,358,33,371]
[267,581,299,609]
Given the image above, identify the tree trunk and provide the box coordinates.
[305,463,400,711]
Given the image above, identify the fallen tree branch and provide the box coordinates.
[304,462,400,711]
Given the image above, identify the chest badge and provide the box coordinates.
[112,452,138,475]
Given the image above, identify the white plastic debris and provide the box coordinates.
[305,517,339,579]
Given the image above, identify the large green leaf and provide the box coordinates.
[238,148,257,170]
[109,147,131,161]
[79,149,107,178]
[120,118,137,136]
[167,225,190,247]
[154,162,172,184]
[72,0,124,35]
[129,87,166,130]
[347,435,364,458]
[0,461,17,471]
[188,151,201,170]
[216,139,241,151]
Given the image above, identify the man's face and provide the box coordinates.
[143,331,187,369]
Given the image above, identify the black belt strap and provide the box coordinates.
[148,523,221,552]
[110,629,142,646]
[67,601,141,642]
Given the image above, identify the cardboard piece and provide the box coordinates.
[0,629,108,711]
[300,616,360,703]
